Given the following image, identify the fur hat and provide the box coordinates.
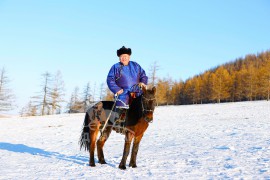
[117,46,132,57]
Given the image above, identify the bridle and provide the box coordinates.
[141,95,156,123]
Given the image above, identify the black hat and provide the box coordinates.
[117,46,132,57]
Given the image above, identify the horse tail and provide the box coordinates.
[79,112,90,151]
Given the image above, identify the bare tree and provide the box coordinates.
[104,87,114,101]
[92,82,97,102]
[82,82,92,112]
[50,71,65,114]
[99,83,105,100]
[66,94,75,113]
[0,67,15,112]
[148,61,160,87]
[67,86,84,113]
[32,72,52,115]
[20,101,37,117]
[41,72,52,115]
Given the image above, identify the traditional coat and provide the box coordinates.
[107,61,148,108]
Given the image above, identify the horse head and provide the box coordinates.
[141,86,157,122]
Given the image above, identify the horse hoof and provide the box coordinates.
[99,161,107,164]
[129,164,137,168]
[89,163,96,167]
[118,165,126,170]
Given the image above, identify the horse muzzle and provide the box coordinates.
[144,113,153,122]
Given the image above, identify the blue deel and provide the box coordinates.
[106,61,148,108]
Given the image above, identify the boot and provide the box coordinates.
[113,108,127,134]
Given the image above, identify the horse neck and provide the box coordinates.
[130,95,143,112]
[126,96,143,125]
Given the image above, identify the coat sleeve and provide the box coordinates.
[137,63,148,85]
[106,65,122,94]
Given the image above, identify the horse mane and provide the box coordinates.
[125,95,143,126]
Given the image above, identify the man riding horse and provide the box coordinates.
[106,46,148,132]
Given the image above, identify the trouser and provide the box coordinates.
[116,90,130,109]
[115,85,143,109]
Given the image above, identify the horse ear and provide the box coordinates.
[152,86,156,94]
[142,85,147,94]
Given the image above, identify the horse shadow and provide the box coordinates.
[0,142,88,165]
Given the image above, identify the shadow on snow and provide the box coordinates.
[0,142,88,165]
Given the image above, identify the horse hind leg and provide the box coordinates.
[97,125,112,164]
[89,124,99,167]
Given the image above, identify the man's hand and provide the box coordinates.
[116,89,124,95]
[139,82,147,89]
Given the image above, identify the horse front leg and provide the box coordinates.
[97,125,112,164]
[129,134,143,168]
[119,131,134,170]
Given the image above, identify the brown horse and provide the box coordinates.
[79,86,156,169]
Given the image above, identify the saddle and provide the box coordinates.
[87,102,106,129]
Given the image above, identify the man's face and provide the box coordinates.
[119,54,130,66]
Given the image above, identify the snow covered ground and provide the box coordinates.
[0,101,270,179]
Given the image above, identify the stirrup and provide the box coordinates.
[116,108,127,121]
[113,117,126,134]
[113,108,127,134]
[113,124,126,134]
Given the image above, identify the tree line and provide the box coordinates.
[1,50,269,115]
[20,71,66,116]
[153,50,270,105]
[0,68,107,116]
[20,72,107,116]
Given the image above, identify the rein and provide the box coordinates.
[141,95,156,123]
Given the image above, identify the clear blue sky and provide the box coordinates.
[1,0,270,114]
